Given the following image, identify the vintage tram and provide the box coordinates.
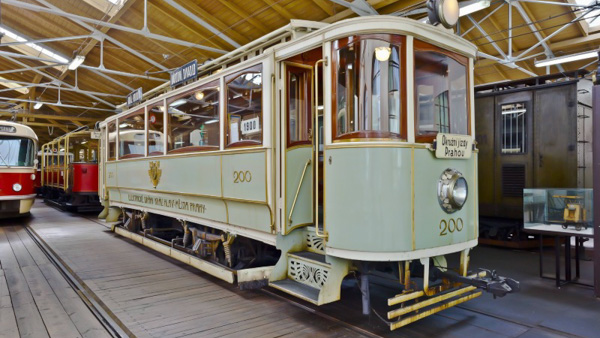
[475,71,592,240]
[98,16,517,329]
[0,120,38,218]
[41,128,101,211]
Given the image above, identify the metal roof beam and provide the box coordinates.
[0,79,126,98]
[90,70,134,91]
[0,111,100,122]
[2,0,227,54]
[0,96,116,112]
[162,0,241,48]
[461,3,505,37]
[512,2,564,72]
[0,55,116,107]
[327,0,378,16]
[515,7,595,59]
[0,34,92,47]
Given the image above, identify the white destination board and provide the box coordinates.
[435,133,473,159]
[91,131,101,139]
[241,117,260,135]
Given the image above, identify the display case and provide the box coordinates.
[524,188,593,236]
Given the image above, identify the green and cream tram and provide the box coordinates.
[98,15,516,330]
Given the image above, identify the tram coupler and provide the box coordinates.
[433,268,520,298]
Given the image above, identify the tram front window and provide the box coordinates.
[334,35,405,140]
[0,136,35,167]
[415,40,468,141]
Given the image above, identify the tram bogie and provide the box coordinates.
[0,121,38,218]
[99,16,517,330]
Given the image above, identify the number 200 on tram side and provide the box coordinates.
[0,121,38,218]
[98,15,517,330]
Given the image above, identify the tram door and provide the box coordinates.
[283,62,314,234]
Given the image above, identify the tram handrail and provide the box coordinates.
[314,57,328,241]
[288,158,311,225]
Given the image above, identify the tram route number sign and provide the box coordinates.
[0,125,16,133]
[435,133,472,159]
[170,60,198,87]
[241,117,260,135]
[127,87,143,108]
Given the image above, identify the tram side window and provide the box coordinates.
[118,109,145,159]
[501,103,527,154]
[147,103,165,156]
[108,122,116,161]
[167,80,220,154]
[415,40,468,141]
[334,36,404,140]
[226,65,263,147]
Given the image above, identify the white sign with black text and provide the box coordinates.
[435,133,473,159]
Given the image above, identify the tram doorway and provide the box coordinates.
[282,47,324,235]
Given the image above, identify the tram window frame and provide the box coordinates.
[414,39,471,144]
[117,108,146,160]
[331,34,407,142]
[500,102,527,155]
[107,121,117,161]
[166,80,221,154]
[286,64,313,147]
[147,101,166,157]
[225,64,263,148]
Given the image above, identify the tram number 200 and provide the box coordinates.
[233,170,252,183]
[439,218,464,236]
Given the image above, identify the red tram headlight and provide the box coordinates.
[13,183,22,192]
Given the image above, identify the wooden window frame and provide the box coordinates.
[225,64,264,149]
[331,34,408,142]
[286,64,313,148]
[413,39,471,144]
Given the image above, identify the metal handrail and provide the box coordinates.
[288,158,311,225]
[314,57,328,240]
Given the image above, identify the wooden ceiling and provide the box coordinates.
[0,0,598,143]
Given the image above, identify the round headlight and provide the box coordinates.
[13,183,22,192]
[438,168,468,213]
[31,174,36,180]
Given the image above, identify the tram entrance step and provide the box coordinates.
[270,279,320,304]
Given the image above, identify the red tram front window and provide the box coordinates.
[414,40,469,143]
[0,136,35,167]
[226,65,263,148]
[167,80,220,154]
[332,35,406,141]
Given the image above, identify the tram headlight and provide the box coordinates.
[438,168,468,213]
[31,174,36,180]
[13,183,22,192]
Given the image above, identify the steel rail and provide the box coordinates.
[23,225,130,338]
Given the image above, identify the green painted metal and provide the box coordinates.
[285,146,313,233]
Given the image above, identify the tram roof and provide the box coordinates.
[0,120,38,141]
[0,0,595,143]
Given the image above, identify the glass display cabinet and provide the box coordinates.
[524,188,593,236]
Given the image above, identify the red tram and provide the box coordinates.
[0,121,38,218]
[41,128,101,211]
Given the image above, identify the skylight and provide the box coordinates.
[0,76,29,95]
[0,26,69,64]
[575,0,600,27]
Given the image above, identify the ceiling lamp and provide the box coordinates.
[535,50,598,68]
[68,55,85,70]
[427,0,459,28]
[33,102,43,109]
[459,0,491,17]
[194,91,205,101]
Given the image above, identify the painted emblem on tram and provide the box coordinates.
[148,161,162,188]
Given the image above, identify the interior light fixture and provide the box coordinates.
[68,55,86,70]
[194,91,205,101]
[33,102,43,109]
[535,50,598,68]
[205,119,219,124]
[374,46,392,62]
[0,26,69,64]
[458,0,491,17]
[170,99,187,107]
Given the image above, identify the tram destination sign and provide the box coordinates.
[127,87,143,108]
[0,125,16,133]
[170,60,198,87]
[435,133,473,159]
